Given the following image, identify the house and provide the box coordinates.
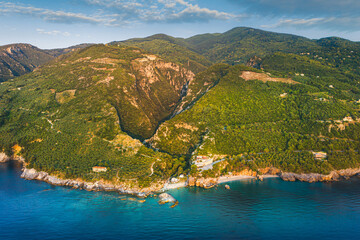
[92,166,107,172]
[280,93,288,98]
[343,116,354,122]
[193,156,213,167]
[329,85,334,88]
[312,152,327,160]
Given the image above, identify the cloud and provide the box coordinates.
[0,2,114,25]
[0,0,242,27]
[227,0,360,17]
[262,17,360,32]
[85,0,242,24]
[162,1,239,23]
[227,0,360,32]
[36,28,71,37]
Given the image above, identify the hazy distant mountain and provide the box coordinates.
[0,43,93,82]
[0,43,53,82]
[44,43,94,57]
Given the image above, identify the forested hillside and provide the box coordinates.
[1,27,360,186]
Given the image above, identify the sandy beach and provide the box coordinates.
[162,181,187,190]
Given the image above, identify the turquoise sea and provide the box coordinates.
[1,160,360,240]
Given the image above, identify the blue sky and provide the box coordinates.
[1,0,360,49]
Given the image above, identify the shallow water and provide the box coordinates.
[1,161,360,240]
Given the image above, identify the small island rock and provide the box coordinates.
[158,193,177,203]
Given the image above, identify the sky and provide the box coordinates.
[1,0,360,49]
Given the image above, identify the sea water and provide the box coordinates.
[1,161,360,240]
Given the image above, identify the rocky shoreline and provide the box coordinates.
[1,152,161,197]
[187,167,360,188]
[2,152,360,197]
[0,152,11,163]
[279,168,360,182]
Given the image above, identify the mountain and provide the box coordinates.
[0,43,54,82]
[0,43,94,82]
[1,27,360,188]
[111,34,212,74]
[185,27,319,64]
[44,43,94,57]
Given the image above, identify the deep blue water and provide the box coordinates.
[2,161,360,240]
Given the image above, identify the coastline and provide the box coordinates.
[20,167,164,197]
[2,152,360,197]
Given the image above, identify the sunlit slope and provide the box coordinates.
[0,44,194,184]
[150,64,360,174]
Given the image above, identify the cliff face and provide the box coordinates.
[113,54,195,139]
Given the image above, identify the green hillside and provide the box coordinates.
[0,44,192,186]
[1,27,360,186]
[185,27,319,64]
[150,63,360,176]
[112,34,212,74]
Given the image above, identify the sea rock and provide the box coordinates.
[0,153,10,163]
[21,168,39,180]
[137,192,148,198]
[195,177,218,188]
[37,171,49,180]
[46,175,68,185]
[83,182,98,191]
[187,176,196,187]
[158,193,176,203]
[279,172,296,182]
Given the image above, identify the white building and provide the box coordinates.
[193,156,213,167]
[92,166,107,172]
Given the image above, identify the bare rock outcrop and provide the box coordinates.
[0,153,10,163]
